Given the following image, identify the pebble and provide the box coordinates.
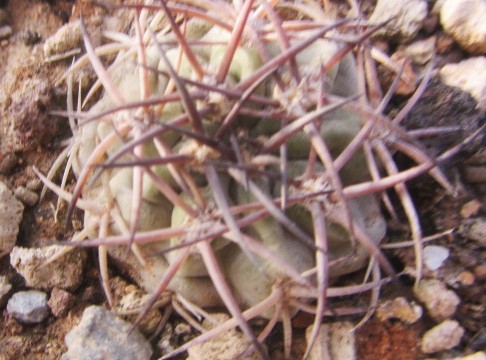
[461,200,482,218]
[423,245,450,271]
[421,320,464,353]
[453,352,486,360]
[414,279,460,322]
[14,186,39,207]
[456,271,475,286]
[305,321,356,360]
[440,0,486,54]
[0,275,12,307]
[0,180,24,257]
[461,218,486,246]
[369,0,428,42]
[390,52,417,95]
[404,37,436,65]
[110,276,162,335]
[376,297,423,324]
[473,263,486,281]
[187,313,261,360]
[62,306,153,360]
[10,245,87,291]
[6,290,50,324]
[43,20,82,58]
[48,287,75,317]
[0,25,11,40]
[440,57,486,110]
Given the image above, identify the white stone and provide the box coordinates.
[414,279,460,321]
[0,180,24,257]
[441,0,486,54]
[369,0,428,42]
[423,245,450,270]
[10,245,87,291]
[440,57,486,110]
[7,290,49,324]
[421,320,464,353]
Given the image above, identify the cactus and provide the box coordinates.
[37,1,455,358]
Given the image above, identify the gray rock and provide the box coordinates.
[421,320,464,353]
[62,306,153,360]
[10,245,87,291]
[441,0,486,54]
[0,180,24,257]
[0,275,12,307]
[369,0,428,42]
[440,57,486,110]
[7,290,49,324]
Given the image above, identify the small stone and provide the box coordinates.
[10,245,87,291]
[441,0,486,54]
[414,279,460,321]
[44,20,82,58]
[62,306,153,360]
[14,186,39,207]
[111,277,163,335]
[7,290,49,324]
[0,181,24,257]
[0,275,12,307]
[187,313,261,360]
[48,288,75,317]
[473,264,486,281]
[461,200,482,218]
[440,57,486,110]
[376,297,423,324]
[422,320,465,353]
[453,352,486,360]
[456,271,475,286]
[404,37,436,65]
[391,52,417,95]
[369,0,428,42]
[305,321,356,360]
[461,218,486,246]
[0,25,12,40]
[423,245,450,271]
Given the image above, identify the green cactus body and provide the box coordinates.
[66,7,387,317]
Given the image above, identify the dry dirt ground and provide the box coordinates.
[0,1,485,359]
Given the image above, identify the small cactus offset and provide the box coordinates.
[38,1,456,358]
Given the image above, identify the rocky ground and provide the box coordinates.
[0,0,485,359]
